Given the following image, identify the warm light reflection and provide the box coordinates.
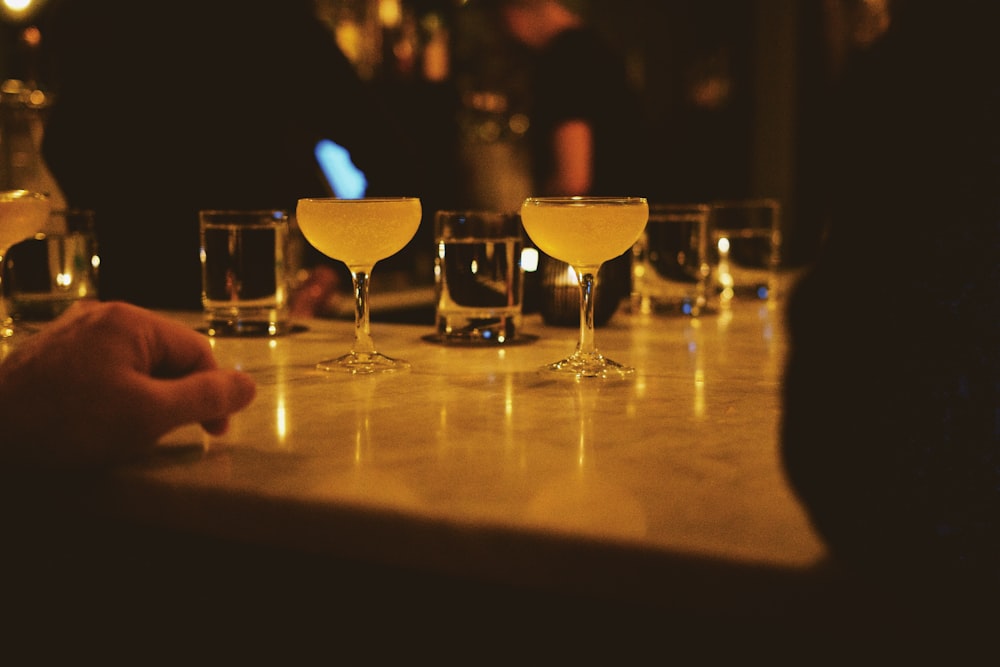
[355,414,370,464]
[334,19,363,63]
[716,235,734,303]
[633,374,647,402]
[502,373,524,466]
[717,307,733,331]
[21,24,40,46]
[573,385,597,470]
[686,320,707,419]
[421,14,449,82]
[437,404,448,455]
[854,0,892,46]
[2,0,33,14]
[503,372,514,420]
[693,368,706,419]
[520,247,539,272]
[275,397,288,446]
[378,0,401,28]
[509,113,530,136]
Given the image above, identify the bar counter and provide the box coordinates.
[182,303,816,563]
[10,298,875,654]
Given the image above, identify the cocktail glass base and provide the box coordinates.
[542,351,634,380]
[317,351,410,374]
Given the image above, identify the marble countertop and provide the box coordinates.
[79,299,827,612]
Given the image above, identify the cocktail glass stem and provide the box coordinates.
[519,195,646,380]
[350,267,376,357]
[315,264,409,374]
[542,262,633,379]
[575,264,599,357]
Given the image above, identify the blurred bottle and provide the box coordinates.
[0,78,66,219]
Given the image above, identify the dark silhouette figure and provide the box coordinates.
[39,0,418,310]
[781,0,1000,640]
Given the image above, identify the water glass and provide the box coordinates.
[199,209,291,336]
[2,208,98,321]
[429,209,528,345]
[709,199,782,303]
[631,203,712,316]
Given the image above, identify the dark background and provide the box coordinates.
[2,0,882,269]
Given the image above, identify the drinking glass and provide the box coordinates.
[295,197,421,373]
[520,196,648,379]
[631,202,713,316]
[709,198,781,303]
[0,190,51,341]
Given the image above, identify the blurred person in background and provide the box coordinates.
[490,0,648,198]
[488,0,650,321]
[37,0,420,311]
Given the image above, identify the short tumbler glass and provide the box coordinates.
[199,209,291,337]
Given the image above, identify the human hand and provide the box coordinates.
[0,301,256,469]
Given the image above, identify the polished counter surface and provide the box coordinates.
[68,299,830,615]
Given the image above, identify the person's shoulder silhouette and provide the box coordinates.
[781,0,1000,621]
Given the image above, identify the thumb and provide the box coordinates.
[148,369,257,438]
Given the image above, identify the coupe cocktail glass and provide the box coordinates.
[520,196,648,379]
[295,197,421,374]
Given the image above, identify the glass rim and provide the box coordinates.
[708,197,781,210]
[522,196,647,206]
[199,208,287,214]
[198,209,288,224]
[297,197,420,204]
[649,202,711,212]
[434,208,519,219]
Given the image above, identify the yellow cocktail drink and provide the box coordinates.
[294,197,422,374]
[520,197,648,268]
[519,196,648,379]
[296,197,421,268]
